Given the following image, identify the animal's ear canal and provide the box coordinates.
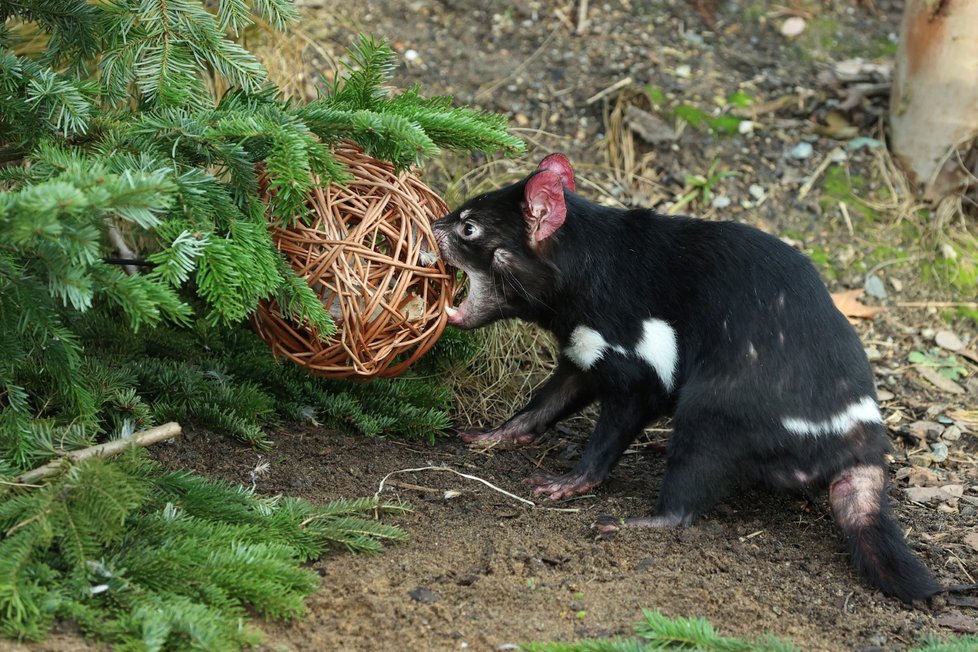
[524,170,567,244]
[536,153,575,192]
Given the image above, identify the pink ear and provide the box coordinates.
[524,170,566,243]
[537,153,575,192]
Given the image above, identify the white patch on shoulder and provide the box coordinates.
[565,326,610,370]
[782,396,882,437]
[635,318,678,391]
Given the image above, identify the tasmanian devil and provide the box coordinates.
[430,153,941,603]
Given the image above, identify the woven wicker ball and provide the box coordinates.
[252,143,456,379]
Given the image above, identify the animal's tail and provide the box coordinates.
[829,464,940,602]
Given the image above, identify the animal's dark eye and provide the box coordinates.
[463,223,475,237]
[459,220,480,239]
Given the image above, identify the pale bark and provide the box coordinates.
[890,0,978,200]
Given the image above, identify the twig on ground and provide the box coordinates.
[15,422,182,484]
[374,465,581,514]
[577,0,589,34]
[897,301,978,309]
[586,77,633,105]
[797,148,843,200]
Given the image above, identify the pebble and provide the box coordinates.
[409,587,439,603]
[942,425,962,441]
[780,17,807,38]
[930,442,949,463]
[748,183,765,200]
[712,196,732,209]
[675,64,692,78]
[864,274,887,299]
[788,142,813,159]
[738,120,755,135]
[404,49,419,61]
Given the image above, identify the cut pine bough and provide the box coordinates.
[14,422,182,485]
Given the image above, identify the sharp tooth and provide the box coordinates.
[445,305,458,317]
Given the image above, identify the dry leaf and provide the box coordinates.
[935,612,978,635]
[957,348,978,364]
[915,365,966,395]
[831,289,884,321]
[964,531,978,554]
[814,110,859,140]
[904,485,965,503]
[935,330,965,351]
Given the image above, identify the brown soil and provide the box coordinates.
[142,419,972,652]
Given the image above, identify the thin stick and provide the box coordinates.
[376,465,534,506]
[838,201,854,236]
[577,0,589,34]
[15,422,182,484]
[797,148,842,200]
[476,26,561,100]
[897,301,978,309]
[585,76,633,105]
[374,465,580,513]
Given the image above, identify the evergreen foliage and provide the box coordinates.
[522,609,799,652]
[1,0,520,647]
[522,610,978,652]
[0,450,408,647]
[1,1,522,479]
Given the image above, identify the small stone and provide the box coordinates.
[864,274,887,299]
[788,142,813,160]
[942,425,962,441]
[864,346,882,361]
[738,120,755,135]
[675,64,692,78]
[876,389,894,401]
[712,195,732,209]
[748,183,765,200]
[921,328,936,339]
[930,442,949,463]
[780,16,807,38]
[908,466,940,487]
[890,277,903,292]
[404,49,419,61]
[409,587,439,604]
[908,420,944,441]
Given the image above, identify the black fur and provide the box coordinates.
[432,156,940,602]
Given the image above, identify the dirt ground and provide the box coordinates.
[145,418,974,652]
[12,1,977,651]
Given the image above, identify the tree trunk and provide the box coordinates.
[890,0,978,200]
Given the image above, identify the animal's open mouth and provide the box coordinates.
[423,233,482,329]
[435,261,481,329]
[443,267,475,328]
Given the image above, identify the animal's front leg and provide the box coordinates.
[461,360,594,445]
[529,391,653,500]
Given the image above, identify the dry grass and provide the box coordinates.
[444,321,558,428]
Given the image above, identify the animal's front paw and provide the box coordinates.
[459,428,536,446]
[528,472,602,500]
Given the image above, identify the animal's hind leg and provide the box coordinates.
[594,418,741,534]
